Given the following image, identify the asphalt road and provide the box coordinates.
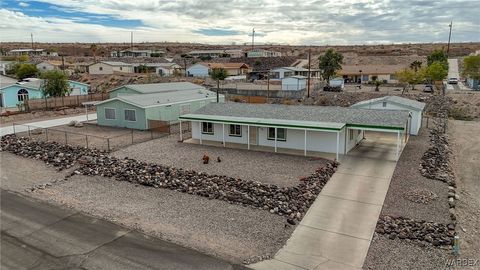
[0,190,247,270]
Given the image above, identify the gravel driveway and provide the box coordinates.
[112,135,328,187]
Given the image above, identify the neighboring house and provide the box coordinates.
[186,62,251,77]
[466,78,479,90]
[96,89,223,130]
[0,61,14,75]
[329,77,345,90]
[36,60,72,71]
[132,62,182,76]
[179,103,410,160]
[88,61,134,75]
[186,63,210,77]
[110,49,165,58]
[0,78,90,108]
[247,49,282,58]
[338,65,405,83]
[7,49,58,56]
[0,75,17,89]
[188,49,244,58]
[350,95,425,135]
[271,67,308,79]
[108,82,205,98]
[282,76,307,90]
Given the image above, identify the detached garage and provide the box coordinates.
[351,96,425,135]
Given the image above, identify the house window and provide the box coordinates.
[124,109,136,121]
[390,74,397,80]
[119,67,123,71]
[229,125,242,137]
[267,127,286,141]
[202,122,214,134]
[99,67,103,71]
[382,101,387,107]
[104,108,116,120]
[17,89,29,102]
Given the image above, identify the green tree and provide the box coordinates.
[409,60,422,72]
[210,68,229,102]
[427,49,448,70]
[318,49,344,85]
[40,70,69,97]
[16,63,38,79]
[397,67,427,92]
[427,61,448,81]
[463,55,480,80]
[18,54,29,62]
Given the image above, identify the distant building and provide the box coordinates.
[270,67,321,79]
[36,60,73,71]
[7,49,58,56]
[132,62,182,76]
[247,49,282,58]
[0,78,89,108]
[338,65,405,83]
[188,49,244,58]
[110,49,165,58]
[281,75,307,91]
[186,62,251,77]
[88,61,134,75]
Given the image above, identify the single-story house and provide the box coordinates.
[108,82,205,98]
[96,89,223,130]
[36,60,72,71]
[186,62,251,77]
[247,49,282,58]
[271,67,321,79]
[7,49,58,56]
[0,78,90,108]
[350,96,425,135]
[110,49,165,58]
[88,61,134,75]
[179,103,410,160]
[188,49,244,58]
[132,62,182,76]
[338,65,405,84]
[282,76,307,90]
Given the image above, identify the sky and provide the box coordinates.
[0,0,479,45]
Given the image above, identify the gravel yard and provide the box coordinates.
[379,127,450,224]
[113,134,328,187]
[364,126,453,269]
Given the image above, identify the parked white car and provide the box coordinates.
[448,78,459,84]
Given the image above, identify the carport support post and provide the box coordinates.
[304,129,307,156]
[396,131,400,160]
[199,122,202,145]
[274,127,278,153]
[247,125,250,150]
[336,131,339,160]
[222,123,225,147]
[179,120,183,141]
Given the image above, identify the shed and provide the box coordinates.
[88,61,133,75]
[108,82,205,98]
[96,89,223,130]
[282,76,307,91]
[186,63,209,77]
[350,96,425,135]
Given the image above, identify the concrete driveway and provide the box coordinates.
[250,132,401,270]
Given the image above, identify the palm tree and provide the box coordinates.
[210,68,229,102]
[409,60,422,72]
[90,44,98,62]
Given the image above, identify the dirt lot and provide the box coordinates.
[0,151,295,264]
[0,108,88,125]
[449,120,480,267]
[112,134,328,187]
[363,126,452,269]
[14,123,165,151]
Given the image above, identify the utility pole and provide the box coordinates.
[447,21,452,56]
[131,31,133,49]
[251,28,255,50]
[307,47,311,98]
[30,33,34,49]
[266,69,270,102]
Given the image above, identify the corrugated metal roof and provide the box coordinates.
[181,103,410,130]
[351,96,426,111]
[101,61,132,66]
[99,89,218,108]
[114,82,206,94]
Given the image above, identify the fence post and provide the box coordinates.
[12,123,16,135]
[77,95,80,107]
[86,135,89,148]
[65,131,68,144]
[131,129,134,144]
[28,125,31,138]
[62,96,65,107]
[45,128,48,141]
[151,130,153,139]
[107,138,110,152]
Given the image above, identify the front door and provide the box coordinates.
[249,126,257,145]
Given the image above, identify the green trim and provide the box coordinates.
[346,124,404,131]
[179,116,344,131]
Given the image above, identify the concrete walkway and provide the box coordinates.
[0,113,97,136]
[249,132,402,270]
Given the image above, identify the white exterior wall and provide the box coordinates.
[89,63,114,74]
[345,128,365,153]
[353,102,420,135]
[282,77,306,91]
[112,65,133,73]
[37,62,56,71]
[191,122,249,144]
[187,64,209,77]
